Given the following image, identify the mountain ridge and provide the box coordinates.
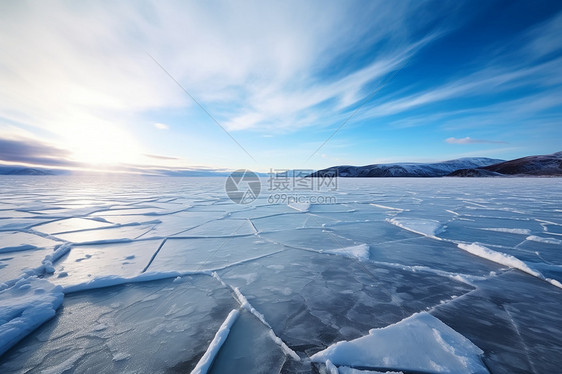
[449,151,562,177]
[310,157,505,178]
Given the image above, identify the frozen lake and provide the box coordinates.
[0,176,561,374]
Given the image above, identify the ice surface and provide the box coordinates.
[52,224,156,243]
[33,218,113,235]
[324,243,370,261]
[217,248,473,355]
[0,275,238,373]
[0,247,53,283]
[147,236,285,273]
[431,270,562,374]
[177,218,256,237]
[48,240,163,288]
[311,312,488,374]
[0,231,59,253]
[208,309,288,374]
[0,176,561,373]
[259,228,360,252]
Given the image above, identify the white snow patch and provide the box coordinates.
[324,359,339,374]
[191,309,239,374]
[112,352,131,362]
[0,277,64,356]
[61,271,193,293]
[288,202,311,212]
[386,218,444,238]
[480,228,531,235]
[324,243,370,261]
[458,243,562,290]
[39,243,72,276]
[458,243,540,277]
[370,203,405,212]
[339,368,403,374]
[311,312,487,374]
[526,235,562,245]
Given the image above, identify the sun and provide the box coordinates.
[63,124,142,167]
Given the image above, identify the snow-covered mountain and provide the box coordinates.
[311,157,505,177]
[449,151,562,177]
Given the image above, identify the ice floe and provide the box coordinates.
[311,312,488,374]
[0,277,64,356]
[458,243,562,289]
[386,217,444,238]
[192,309,239,374]
[526,235,562,245]
[480,227,531,235]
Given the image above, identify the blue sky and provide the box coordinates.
[0,0,561,173]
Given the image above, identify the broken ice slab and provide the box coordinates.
[0,275,238,374]
[147,236,285,273]
[431,269,562,374]
[217,248,474,356]
[33,217,114,235]
[208,309,288,374]
[52,224,156,244]
[0,277,64,357]
[48,240,163,288]
[311,312,488,374]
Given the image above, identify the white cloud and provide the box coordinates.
[154,123,169,130]
[446,137,506,144]
[0,0,447,146]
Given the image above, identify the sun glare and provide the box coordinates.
[64,125,142,167]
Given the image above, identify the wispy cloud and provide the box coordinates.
[0,2,560,169]
[0,1,449,144]
[0,135,76,167]
[445,137,507,144]
[153,123,169,130]
[144,153,179,161]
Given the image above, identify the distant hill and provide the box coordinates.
[310,157,504,178]
[0,167,56,175]
[449,151,562,177]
